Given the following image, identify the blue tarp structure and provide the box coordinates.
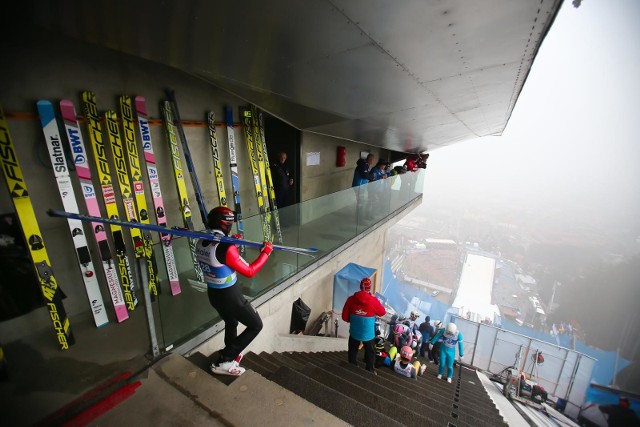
[332,263,377,310]
[381,261,449,322]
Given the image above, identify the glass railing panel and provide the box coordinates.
[153,236,220,350]
[154,169,424,350]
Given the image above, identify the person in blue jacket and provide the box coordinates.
[430,322,464,383]
[352,154,375,221]
[342,277,386,372]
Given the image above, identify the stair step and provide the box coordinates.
[242,352,277,377]
[300,363,435,426]
[325,362,455,426]
[270,352,306,370]
[377,367,504,425]
[186,351,236,385]
[270,366,402,427]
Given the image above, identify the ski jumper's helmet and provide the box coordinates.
[400,346,413,361]
[446,322,457,335]
[207,206,236,234]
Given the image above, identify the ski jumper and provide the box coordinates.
[431,328,464,379]
[196,230,270,362]
[393,360,418,380]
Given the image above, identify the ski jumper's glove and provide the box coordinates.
[428,343,434,351]
[232,233,243,240]
[261,241,274,256]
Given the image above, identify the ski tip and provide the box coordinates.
[59,100,76,119]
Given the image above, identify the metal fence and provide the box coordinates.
[454,316,596,419]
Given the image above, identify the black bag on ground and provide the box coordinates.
[290,297,311,334]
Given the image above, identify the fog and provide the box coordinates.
[424,0,640,243]
[402,0,640,386]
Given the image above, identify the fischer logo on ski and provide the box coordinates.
[82,91,138,311]
[119,96,160,298]
[1,104,75,349]
[225,106,245,254]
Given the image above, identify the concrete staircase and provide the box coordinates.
[191,349,506,427]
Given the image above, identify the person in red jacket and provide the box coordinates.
[342,278,386,372]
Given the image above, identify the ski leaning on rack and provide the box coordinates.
[161,100,203,280]
[0,104,74,350]
[241,107,272,241]
[134,96,181,296]
[105,108,158,299]
[225,106,244,252]
[82,91,138,311]
[48,210,319,256]
[37,100,109,328]
[60,99,129,323]
[165,90,208,225]
[256,108,283,243]
[207,112,227,208]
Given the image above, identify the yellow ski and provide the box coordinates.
[0,104,74,350]
[82,91,138,311]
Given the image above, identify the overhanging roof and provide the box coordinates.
[16,0,563,153]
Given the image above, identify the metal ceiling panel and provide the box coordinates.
[20,0,562,154]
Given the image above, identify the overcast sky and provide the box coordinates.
[424,0,640,232]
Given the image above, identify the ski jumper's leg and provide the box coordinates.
[439,345,447,377]
[445,347,456,379]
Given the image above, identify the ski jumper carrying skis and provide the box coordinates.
[197,206,273,376]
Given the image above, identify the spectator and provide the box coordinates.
[600,396,639,427]
[430,322,464,383]
[393,345,427,380]
[404,153,429,172]
[352,154,374,187]
[352,154,375,221]
[404,154,420,172]
[271,151,294,207]
[367,160,387,211]
[342,277,386,372]
[369,160,387,182]
[418,316,435,360]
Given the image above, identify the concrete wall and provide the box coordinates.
[300,132,390,202]
[191,197,421,357]
[0,26,409,350]
[0,28,296,337]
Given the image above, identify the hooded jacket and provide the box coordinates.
[342,290,386,341]
[352,158,371,187]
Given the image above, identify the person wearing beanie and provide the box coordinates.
[418,315,435,359]
[342,277,386,372]
[599,396,639,426]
